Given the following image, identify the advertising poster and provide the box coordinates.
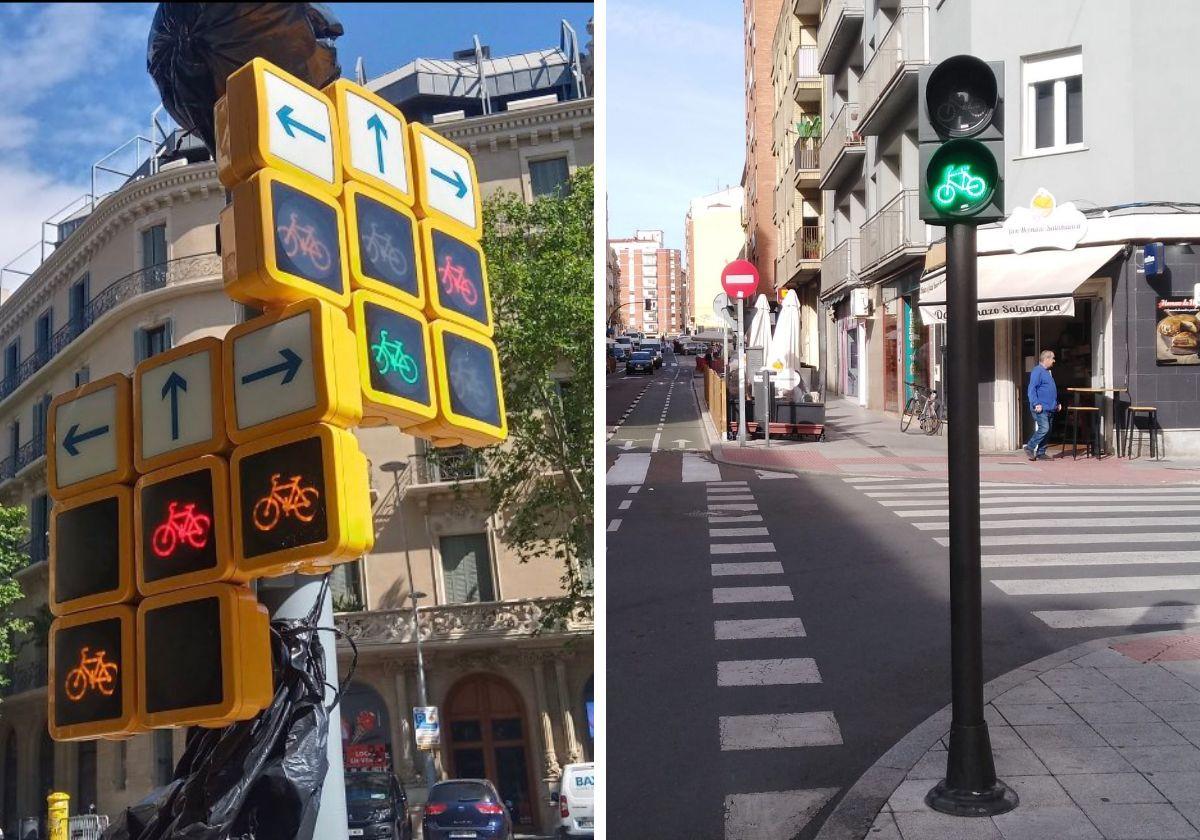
[1156,297,1200,366]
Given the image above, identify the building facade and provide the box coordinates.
[685,188,746,332]
[610,231,685,336]
[745,0,785,296]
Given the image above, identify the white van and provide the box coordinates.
[552,762,595,838]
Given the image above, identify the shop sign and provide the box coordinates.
[1156,297,1200,366]
[1003,189,1087,254]
[413,705,440,749]
[344,743,390,772]
[920,297,1075,324]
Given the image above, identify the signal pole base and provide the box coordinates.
[925,723,1019,817]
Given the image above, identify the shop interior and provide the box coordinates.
[1017,297,1102,444]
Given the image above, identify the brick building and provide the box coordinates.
[744,0,784,296]
[610,231,685,336]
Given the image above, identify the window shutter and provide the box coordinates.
[163,318,174,351]
[134,329,147,365]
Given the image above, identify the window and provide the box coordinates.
[136,321,172,364]
[8,421,17,466]
[1023,49,1083,154]
[528,156,570,198]
[440,533,496,603]
[33,394,50,447]
[74,367,90,387]
[154,730,173,785]
[4,340,17,383]
[30,494,48,564]
[142,224,167,269]
[35,310,52,359]
[69,275,89,333]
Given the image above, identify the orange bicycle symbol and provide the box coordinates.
[252,473,321,532]
[438,255,479,307]
[151,502,212,558]
[64,647,118,702]
[277,212,333,273]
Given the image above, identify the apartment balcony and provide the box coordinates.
[821,237,861,298]
[390,448,488,503]
[780,225,823,290]
[794,138,821,186]
[793,46,821,104]
[818,0,865,74]
[819,103,865,189]
[858,6,929,135]
[860,190,928,279]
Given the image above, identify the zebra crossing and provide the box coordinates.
[605,451,797,485]
[844,475,1200,632]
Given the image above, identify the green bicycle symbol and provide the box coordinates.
[934,164,987,207]
[371,330,420,384]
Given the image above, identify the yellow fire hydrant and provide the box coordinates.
[47,791,70,840]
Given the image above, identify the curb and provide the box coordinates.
[813,628,1191,840]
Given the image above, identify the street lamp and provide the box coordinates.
[409,588,438,788]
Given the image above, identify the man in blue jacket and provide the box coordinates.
[1025,349,1061,460]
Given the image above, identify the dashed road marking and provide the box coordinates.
[710,561,784,576]
[714,617,807,640]
[713,586,793,604]
[717,658,821,686]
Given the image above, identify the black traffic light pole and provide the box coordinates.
[925,223,1018,817]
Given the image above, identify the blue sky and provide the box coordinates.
[607,0,744,252]
[0,2,591,283]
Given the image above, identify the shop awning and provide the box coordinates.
[918,244,1124,323]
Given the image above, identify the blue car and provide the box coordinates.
[422,779,514,840]
[625,351,654,375]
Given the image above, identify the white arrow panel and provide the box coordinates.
[263,70,335,185]
[419,133,476,230]
[140,352,215,460]
[55,385,118,488]
[232,309,317,431]
[345,90,409,195]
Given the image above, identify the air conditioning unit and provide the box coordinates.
[851,287,871,317]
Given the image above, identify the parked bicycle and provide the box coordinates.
[362,222,409,277]
[252,473,320,532]
[277,212,333,273]
[438,254,479,306]
[371,329,420,383]
[64,647,118,701]
[151,501,212,558]
[901,382,944,435]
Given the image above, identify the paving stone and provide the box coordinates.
[1169,721,1200,748]
[992,805,1103,840]
[1071,702,1165,725]
[999,703,1086,726]
[1080,803,1199,839]
[1027,745,1136,775]
[1095,721,1191,747]
[1176,803,1200,833]
[887,779,937,813]
[1003,775,1074,808]
[1120,744,1200,774]
[988,726,1028,750]
[992,745,1050,776]
[1043,671,1135,703]
[1076,648,1151,669]
[1102,668,1200,702]
[893,810,1004,839]
[1143,771,1200,804]
[1163,662,1200,692]
[994,680,1065,705]
[985,704,1008,728]
[1013,724,1110,749]
[1148,702,1200,722]
[865,810,902,840]
[905,750,946,781]
[1057,773,1167,805]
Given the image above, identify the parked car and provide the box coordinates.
[422,779,514,840]
[606,344,628,372]
[626,351,655,375]
[345,771,412,840]
[552,762,596,838]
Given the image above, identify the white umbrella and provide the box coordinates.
[747,294,772,354]
[767,288,802,395]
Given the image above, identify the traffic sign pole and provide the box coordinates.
[737,298,747,446]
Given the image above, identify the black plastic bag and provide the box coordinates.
[147,3,343,152]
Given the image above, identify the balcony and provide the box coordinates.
[337,597,593,649]
[818,0,865,74]
[860,190,928,278]
[821,237,861,298]
[793,46,821,103]
[779,226,823,290]
[819,103,865,189]
[858,6,929,135]
[0,253,219,407]
[794,138,821,185]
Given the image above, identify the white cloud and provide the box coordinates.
[0,165,89,292]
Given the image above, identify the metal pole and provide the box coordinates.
[409,590,438,786]
[258,575,349,839]
[926,224,1017,817]
[737,298,748,446]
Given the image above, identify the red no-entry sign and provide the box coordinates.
[720,260,759,300]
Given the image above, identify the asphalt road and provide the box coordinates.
[605,350,1200,839]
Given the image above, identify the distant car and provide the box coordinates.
[552,762,596,838]
[644,344,663,367]
[626,351,654,375]
[423,779,514,840]
[345,772,412,840]
[688,342,709,355]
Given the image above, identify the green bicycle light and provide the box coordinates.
[925,138,998,217]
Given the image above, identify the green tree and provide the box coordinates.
[480,167,594,620]
[0,505,31,688]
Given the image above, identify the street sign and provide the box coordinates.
[135,456,236,597]
[216,57,341,194]
[134,336,229,474]
[48,373,134,501]
[415,321,508,448]
[410,122,482,238]
[324,79,415,206]
[222,168,351,309]
[720,260,760,300]
[223,299,362,444]
[137,582,272,728]
[713,292,736,329]
[49,604,139,740]
[229,423,373,577]
[348,290,438,429]
[419,219,494,337]
[49,485,134,616]
[413,706,440,749]
[343,181,424,308]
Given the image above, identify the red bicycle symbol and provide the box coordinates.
[277,212,333,273]
[151,502,212,557]
[438,255,479,307]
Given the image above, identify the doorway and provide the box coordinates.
[1017,297,1102,444]
[845,324,860,398]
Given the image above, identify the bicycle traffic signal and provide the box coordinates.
[417,321,508,448]
[420,219,494,337]
[49,604,138,740]
[137,583,272,728]
[343,181,424,309]
[50,485,135,616]
[134,336,230,474]
[349,290,438,429]
[409,121,483,239]
[48,373,135,501]
[919,55,1005,224]
[230,423,373,577]
[323,79,416,206]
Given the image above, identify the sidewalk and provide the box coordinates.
[698,378,1200,485]
[817,631,1200,840]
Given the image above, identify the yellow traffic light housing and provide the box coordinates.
[419,219,494,337]
[134,336,230,474]
[50,485,135,617]
[48,373,135,501]
[415,321,508,448]
[342,181,425,309]
[49,604,139,740]
[230,423,373,577]
[409,122,483,239]
[137,583,272,729]
[324,79,416,206]
[348,290,438,429]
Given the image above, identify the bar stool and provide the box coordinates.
[1066,405,1101,459]
[1124,405,1160,459]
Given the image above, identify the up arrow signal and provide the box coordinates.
[276,105,326,143]
[161,372,188,441]
[431,167,468,199]
[241,348,304,386]
[63,422,110,456]
[366,113,388,174]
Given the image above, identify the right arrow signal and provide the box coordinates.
[430,167,468,199]
[241,348,304,386]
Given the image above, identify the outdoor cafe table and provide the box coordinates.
[1065,386,1128,458]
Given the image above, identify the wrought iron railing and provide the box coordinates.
[337,597,591,647]
[860,6,928,125]
[820,103,863,177]
[861,190,925,272]
[15,435,45,474]
[821,237,861,297]
[796,226,823,261]
[0,253,219,402]
[412,448,485,485]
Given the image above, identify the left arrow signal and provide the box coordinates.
[276,105,326,143]
[63,422,110,456]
